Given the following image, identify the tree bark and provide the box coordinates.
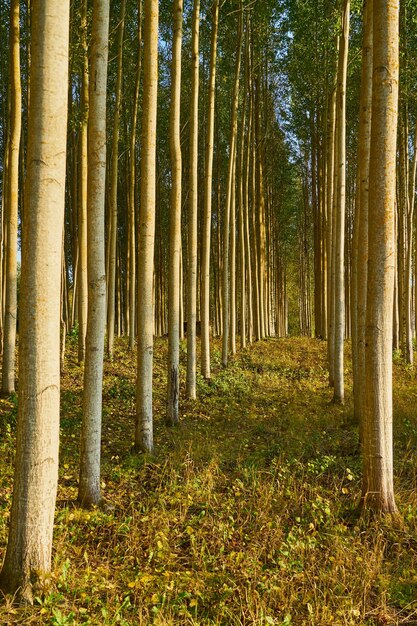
[361,0,399,515]
[106,0,126,358]
[2,0,21,395]
[166,0,183,425]
[186,0,200,399]
[333,0,350,404]
[352,0,373,428]
[78,0,110,508]
[222,6,243,367]
[201,0,219,379]
[0,0,69,600]
[135,0,158,451]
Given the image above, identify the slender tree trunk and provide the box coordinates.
[405,125,417,364]
[135,0,158,451]
[244,47,253,344]
[353,0,373,427]
[78,0,110,507]
[2,0,21,395]
[201,0,219,379]
[238,23,249,350]
[255,75,267,340]
[107,0,126,358]
[77,0,89,363]
[326,87,336,372]
[222,6,243,367]
[361,0,399,515]
[0,0,69,600]
[128,1,142,352]
[230,158,237,354]
[166,0,183,425]
[186,0,200,399]
[333,0,349,404]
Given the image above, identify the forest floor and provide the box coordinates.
[1,337,417,626]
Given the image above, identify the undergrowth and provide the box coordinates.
[1,338,417,625]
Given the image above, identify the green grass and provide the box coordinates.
[1,337,417,625]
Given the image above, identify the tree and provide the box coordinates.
[166,0,183,425]
[78,0,110,508]
[352,0,373,427]
[222,4,243,368]
[1,0,21,395]
[0,0,70,600]
[135,0,158,452]
[127,0,143,352]
[332,0,350,405]
[201,0,220,380]
[186,0,200,400]
[361,0,399,515]
[77,0,89,364]
[106,0,126,358]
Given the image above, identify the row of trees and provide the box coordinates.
[0,0,408,604]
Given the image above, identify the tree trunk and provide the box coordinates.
[106,0,126,358]
[128,1,142,352]
[77,0,89,363]
[361,0,399,515]
[0,0,69,600]
[222,6,243,367]
[135,0,158,452]
[404,124,417,364]
[166,0,183,425]
[186,0,200,399]
[2,0,21,395]
[333,0,349,404]
[201,0,219,379]
[78,0,110,508]
[352,0,373,428]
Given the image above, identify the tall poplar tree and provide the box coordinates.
[166,0,183,425]
[361,0,399,515]
[78,0,110,508]
[186,0,200,400]
[201,0,219,380]
[1,0,21,395]
[135,0,158,452]
[332,0,349,404]
[0,0,70,600]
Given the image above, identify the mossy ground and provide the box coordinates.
[1,337,417,625]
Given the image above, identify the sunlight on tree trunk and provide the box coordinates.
[0,0,69,600]
[361,0,399,516]
[135,0,158,452]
